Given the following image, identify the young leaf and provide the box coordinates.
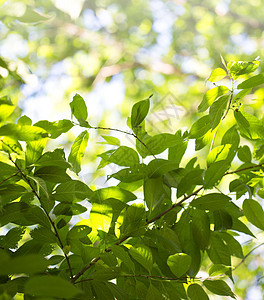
[131,98,150,128]
[203,280,236,298]
[237,73,264,89]
[70,93,88,122]
[100,135,120,146]
[187,284,209,300]
[191,193,231,211]
[167,253,191,277]
[34,119,74,139]
[208,68,226,82]
[228,60,260,78]
[198,86,229,113]
[68,130,89,174]
[243,199,264,231]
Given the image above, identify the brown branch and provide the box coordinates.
[4,149,74,280]
[147,186,203,224]
[74,274,200,284]
[225,163,264,175]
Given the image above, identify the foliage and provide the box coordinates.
[1,59,264,299]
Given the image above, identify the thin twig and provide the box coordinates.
[147,186,203,224]
[0,170,20,185]
[225,163,264,175]
[4,149,74,280]
[90,126,157,159]
[234,242,264,270]
[74,274,200,284]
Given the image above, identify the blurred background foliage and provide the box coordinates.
[1,0,264,298]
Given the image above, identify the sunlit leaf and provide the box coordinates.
[131,98,150,128]
[68,130,89,174]
[208,68,226,82]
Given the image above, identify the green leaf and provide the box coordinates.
[53,202,87,216]
[88,203,112,233]
[111,245,135,272]
[189,115,211,139]
[0,254,49,275]
[237,73,264,89]
[30,227,57,244]
[90,186,136,203]
[177,169,203,197]
[100,135,120,146]
[0,162,17,180]
[129,245,153,273]
[0,184,27,205]
[24,275,81,298]
[191,193,231,211]
[228,60,260,79]
[198,86,229,112]
[243,199,264,231]
[0,124,48,141]
[208,68,226,82]
[34,166,71,183]
[103,146,139,167]
[209,264,232,276]
[219,232,244,258]
[237,145,252,162]
[187,284,209,300]
[146,283,163,300]
[34,148,70,169]
[68,130,89,174]
[209,95,229,130]
[167,253,191,277]
[131,98,150,128]
[191,210,210,250]
[206,232,231,266]
[34,119,74,139]
[213,210,233,230]
[146,159,179,178]
[26,138,47,166]
[203,280,235,298]
[70,93,88,122]
[207,144,232,166]
[204,160,230,189]
[234,110,264,140]
[144,177,170,213]
[54,180,93,203]
[137,133,182,158]
[0,226,25,249]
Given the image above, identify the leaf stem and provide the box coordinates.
[90,126,157,159]
[4,149,74,280]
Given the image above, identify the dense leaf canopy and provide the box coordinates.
[1,1,264,299]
